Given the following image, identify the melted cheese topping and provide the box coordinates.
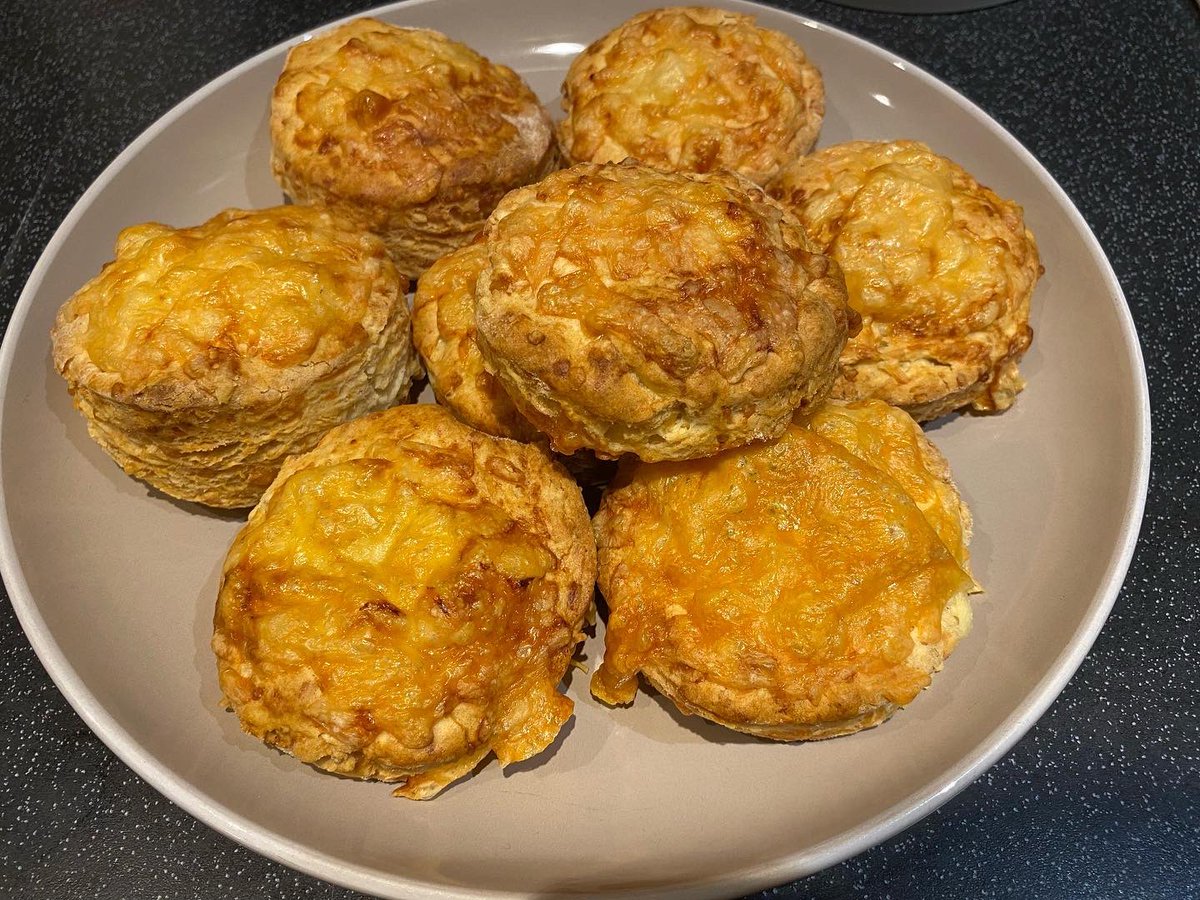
[73,206,384,385]
[561,7,822,182]
[279,18,541,200]
[593,408,972,710]
[804,400,971,570]
[485,163,818,383]
[776,140,1038,336]
[411,242,537,441]
[222,454,561,752]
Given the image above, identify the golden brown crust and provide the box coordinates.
[212,404,596,799]
[474,161,854,461]
[558,6,823,184]
[270,17,558,279]
[412,239,541,442]
[638,592,971,741]
[50,205,421,508]
[410,242,621,488]
[771,140,1041,421]
[591,399,975,739]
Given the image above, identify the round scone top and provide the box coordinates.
[772,140,1042,421]
[50,205,421,508]
[55,205,399,399]
[559,6,824,184]
[412,240,541,442]
[473,161,855,461]
[213,404,596,799]
[592,399,976,740]
[271,17,556,276]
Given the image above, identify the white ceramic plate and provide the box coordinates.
[0,1,1149,897]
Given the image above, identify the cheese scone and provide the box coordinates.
[412,241,618,490]
[412,239,541,442]
[213,405,596,799]
[592,399,977,740]
[771,140,1042,421]
[559,6,823,184]
[271,17,557,279]
[473,161,855,461]
[50,205,421,508]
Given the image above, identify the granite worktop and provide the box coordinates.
[1,0,1197,897]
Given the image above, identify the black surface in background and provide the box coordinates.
[1,1,1197,898]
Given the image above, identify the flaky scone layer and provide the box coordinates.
[213,405,596,799]
[592,399,977,739]
[270,17,557,278]
[559,6,824,184]
[474,161,854,461]
[771,140,1042,421]
[51,205,421,508]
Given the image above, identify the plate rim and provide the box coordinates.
[0,1,1152,897]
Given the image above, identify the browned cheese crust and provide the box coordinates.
[473,161,855,461]
[558,6,824,184]
[270,17,558,279]
[50,205,421,508]
[213,404,596,799]
[592,399,977,740]
[771,140,1042,421]
[412,239,542,442]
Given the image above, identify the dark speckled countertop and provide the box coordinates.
[1,1,1197,897]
